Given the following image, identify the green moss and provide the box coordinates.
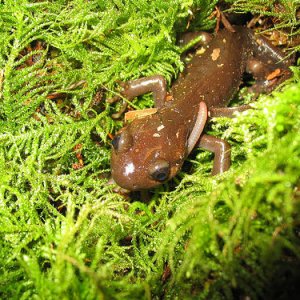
[0,0,299,299]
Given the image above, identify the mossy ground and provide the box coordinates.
[0,1,299,299]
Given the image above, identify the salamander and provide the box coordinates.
[110,26,292,191]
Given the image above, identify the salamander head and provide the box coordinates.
[111,114,188,191]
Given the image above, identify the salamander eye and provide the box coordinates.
[112,131,133,153]
[149,159,170,182]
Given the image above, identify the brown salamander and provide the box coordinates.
[110,26,292,191]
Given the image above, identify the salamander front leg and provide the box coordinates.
[198,134,231,175]
[109,75,168,110]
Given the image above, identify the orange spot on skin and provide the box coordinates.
[166,94,173,101]
[211,48,221,61]
[125,108,157,122]
[266,68,281,80]
[196,47,206,55]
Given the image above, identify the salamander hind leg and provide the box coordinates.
[246,31,293,94]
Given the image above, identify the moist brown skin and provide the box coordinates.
[111,26,292,191]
